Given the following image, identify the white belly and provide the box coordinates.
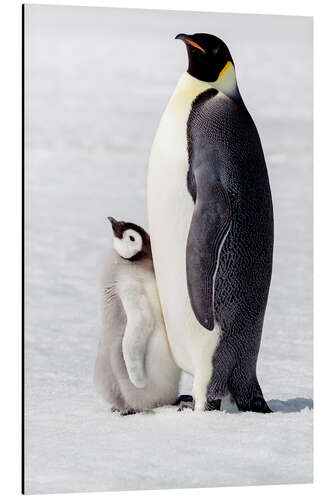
[147,73,219,377]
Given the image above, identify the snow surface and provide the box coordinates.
[24,6,313,494]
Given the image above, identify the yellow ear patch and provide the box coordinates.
[218,61,232,80]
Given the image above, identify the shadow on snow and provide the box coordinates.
[267,397,313,413]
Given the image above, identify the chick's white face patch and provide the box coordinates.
[114,229,143,259]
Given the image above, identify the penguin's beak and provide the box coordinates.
[107,217,123,238]
[175,33,206,54]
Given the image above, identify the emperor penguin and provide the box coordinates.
[147,33,273,413]
[94,217,180,414]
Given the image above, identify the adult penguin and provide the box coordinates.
[147,33,273,413]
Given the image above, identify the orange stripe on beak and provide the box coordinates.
[184,38,206,54]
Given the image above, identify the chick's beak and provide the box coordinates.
[107,217,123,238]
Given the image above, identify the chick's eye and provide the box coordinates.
[129,235,135,241]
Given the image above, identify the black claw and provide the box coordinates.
[237,397,272,414]
[205,399,221,411]
[177,400,195,412]
[173,394,194,406]
[120,409,137,416]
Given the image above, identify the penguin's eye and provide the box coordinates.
[129,235,135,242]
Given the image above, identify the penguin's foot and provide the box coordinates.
[111,406,135,416]
[205,399,221,411]
[121,409,137,416]
[228,372,272,414]
[232,387,272,413]
[177,400,195,412]
[236,399,272,413]
[172,394,194,406]
[245,397,272,414]
[110,406,121,413]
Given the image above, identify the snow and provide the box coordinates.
[24,5,313,494]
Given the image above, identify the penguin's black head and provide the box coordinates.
[108,217,151,261]
[175,33,239,99]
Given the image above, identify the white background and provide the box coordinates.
[0,0,332,499]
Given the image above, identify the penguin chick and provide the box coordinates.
[94,217,180,414]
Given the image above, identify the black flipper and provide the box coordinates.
[186,165,231,331]
[228,367,272,414]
